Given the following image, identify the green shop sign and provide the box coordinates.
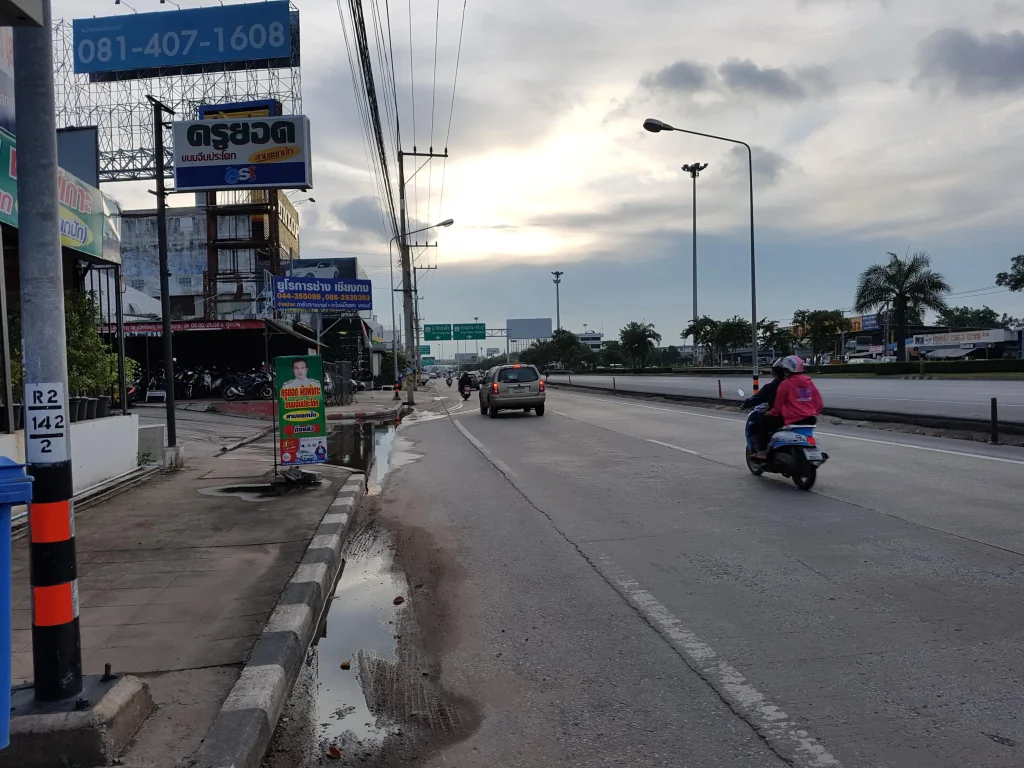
[275,354,328,467]
[0,131,109,260]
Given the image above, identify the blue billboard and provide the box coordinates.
[273,276,373,312]
[73,1,293,79]
[862,313,879,331]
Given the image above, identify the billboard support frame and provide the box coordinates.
[53,7,302,183]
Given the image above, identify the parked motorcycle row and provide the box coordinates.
[135,365,274,402]
[134,364,370,403]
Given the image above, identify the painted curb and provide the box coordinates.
[190,474,365,768]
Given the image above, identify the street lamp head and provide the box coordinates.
[643,118,673,133]
[438,218,454,227]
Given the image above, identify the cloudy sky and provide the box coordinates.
[58,0,1024,345]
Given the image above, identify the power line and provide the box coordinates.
[407,0,419,227]
[427,0,440,225]
[336,0,394,244]
[438,0,467,216]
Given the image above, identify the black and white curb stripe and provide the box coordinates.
[191,474,365,768]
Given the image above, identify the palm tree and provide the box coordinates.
[854,251,950,361]
[619,321,662,368]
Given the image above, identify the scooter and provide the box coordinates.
[445,377,452,387]
[738,389,828,491]
[460,384,471,400]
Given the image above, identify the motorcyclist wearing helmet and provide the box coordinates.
[458,371,472,391]
[753,355,823,459]
[742,359,786,410]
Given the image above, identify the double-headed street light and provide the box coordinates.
[644,118,760,395]
[389,218,454,403]
[682,162,707,365]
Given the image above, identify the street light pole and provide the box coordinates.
[682,162,707,365]
[147,94,177,445]
[644,118,760,394]
[552,271,563,330]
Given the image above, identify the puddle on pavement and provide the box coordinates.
[265,419,468,767]
[326,421,397,495]
[198,483,305,501]
[314,539,408,753]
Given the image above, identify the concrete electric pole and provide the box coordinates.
[13,0,82,702]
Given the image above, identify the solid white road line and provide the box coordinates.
[606,562,842,768]
[555,391,1024,466]
[453,417,843,768]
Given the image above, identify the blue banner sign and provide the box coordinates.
[273,276,372,312]
[73,1,292,77]
[861,313,879,331]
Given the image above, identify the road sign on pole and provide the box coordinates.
[424,324,452,341]
[453,323,486,340]
[419,345,431,355]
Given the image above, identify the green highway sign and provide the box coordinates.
[424,324,452,341]
[419,345,431,355]
[422,357,436,365]
[453,323,486,340]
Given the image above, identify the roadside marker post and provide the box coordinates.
[991,398,999,445]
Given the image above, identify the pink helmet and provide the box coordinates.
[779,355,804,373]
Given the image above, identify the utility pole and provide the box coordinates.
[14,0,82,702]
[147,95,177,450]
[474,316,479,360]
[551,271,563,330]
[682,162,707,364]
[397,148,447,405]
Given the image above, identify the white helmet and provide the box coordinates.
[779,355,804,373]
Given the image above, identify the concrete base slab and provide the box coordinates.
[2,675,155,768]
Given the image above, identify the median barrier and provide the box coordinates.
[548,380,1024,436]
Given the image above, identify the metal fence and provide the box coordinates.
[323,360,353,406]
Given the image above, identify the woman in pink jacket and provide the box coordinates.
[753,355,823,459]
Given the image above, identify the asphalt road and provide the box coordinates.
[382,382,1024,767]
[547,373,1024,423]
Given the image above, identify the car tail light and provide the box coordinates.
[539,380,545,392]
[491,382,499,393]
[807,435,816,446]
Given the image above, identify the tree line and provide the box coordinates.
[477,251,1024,371]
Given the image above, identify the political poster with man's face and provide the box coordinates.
[275,354,327,466]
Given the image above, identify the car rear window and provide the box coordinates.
[498,367,539,383]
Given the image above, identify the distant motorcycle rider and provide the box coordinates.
[459,371,472,391]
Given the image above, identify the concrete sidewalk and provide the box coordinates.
[326,386,406,421]
[10,435,355,766]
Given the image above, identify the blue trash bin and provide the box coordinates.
[0,456,32,751]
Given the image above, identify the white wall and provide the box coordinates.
[70,414,139,494]
[0,430,25,464]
